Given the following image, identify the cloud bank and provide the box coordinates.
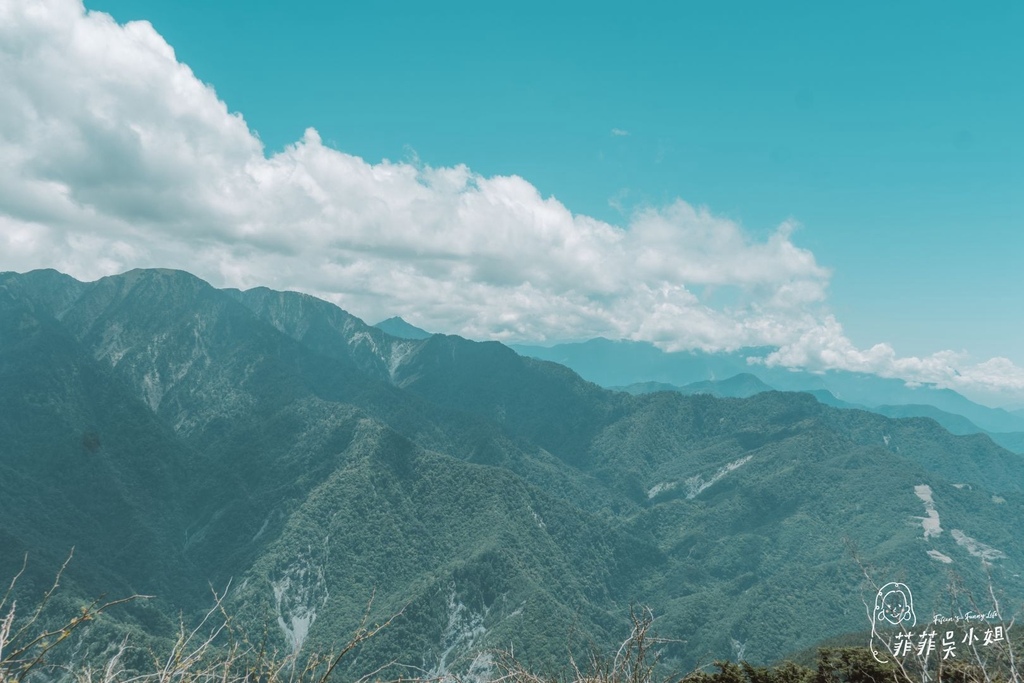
[1,0,1021,403]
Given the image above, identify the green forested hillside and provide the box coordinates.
[1,268,1022,677]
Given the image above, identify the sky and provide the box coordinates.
[0,0,1022,406]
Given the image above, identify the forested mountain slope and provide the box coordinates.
[1,268,1022,674]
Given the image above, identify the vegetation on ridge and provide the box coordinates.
[3,564,1020,683]
[2,268,1023,675]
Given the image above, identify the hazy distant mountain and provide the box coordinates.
[3,269,1023,676]
[513,339,1024,435]
[800,389,866,410]
[373,316,432,340]
[620,373,1024,455]
[615,373,774,399]
[798,396,1024,454]
[511,338,763,388]
[986,431,1024,453]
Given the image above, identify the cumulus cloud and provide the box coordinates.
[0,0,1021,403]
[758,317,1024,402]
[611,128,630,137]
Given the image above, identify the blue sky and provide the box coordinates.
[85,0,1023,361]
[1,0,1021,404]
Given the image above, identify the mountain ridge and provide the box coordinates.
[514,339,1024,445]
[2,268,1022,675]
[374,316,432,340]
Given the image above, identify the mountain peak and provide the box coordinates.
[119,267,207,281]
[373,316,432,340]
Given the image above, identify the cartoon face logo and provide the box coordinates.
[874,582,916,626]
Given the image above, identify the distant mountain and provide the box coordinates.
[512,339,1024,435]
[622,375,1024,455]
[613,380,681,395]
[987,431,1024,454]
[809,397,1024,454]
[872,404,984,434]
[373,316,432,339]
[511,338,761,388]
[3,269,1023,676]
[680,372,774,398]
[836,382,1024,434]
[802,398,1024,454]
[801,389,866,410]
[615,373,774,399]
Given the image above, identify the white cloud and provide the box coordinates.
[1,0,1022,403]
[758,316,1024,403]
[611,128,630,137]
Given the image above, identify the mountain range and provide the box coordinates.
[512,338,1024,454]
[2,269,1022,678]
